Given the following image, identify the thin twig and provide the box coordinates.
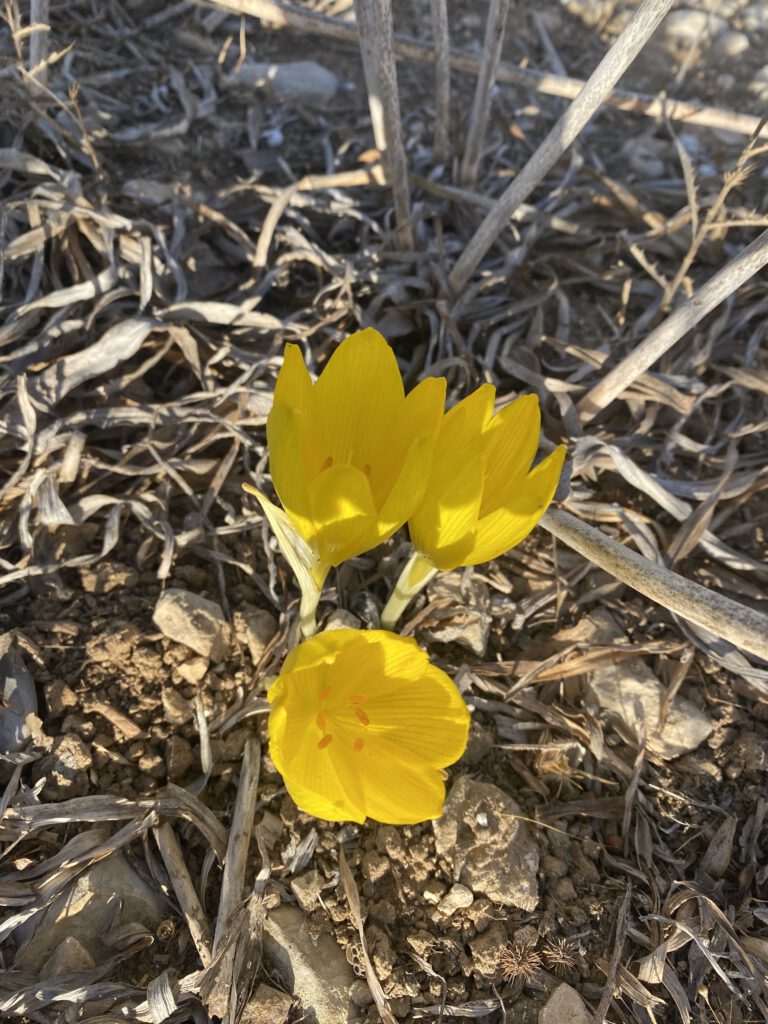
[448,0,676,294]
[540,508,768,663]
[459,0,511,188]
[155,822,213,968]
[355,0,414,249]
[430,0,450,163]
[578,227,768,421]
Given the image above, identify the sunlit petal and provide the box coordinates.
[465,444,566,564]
[409,445,484,571]
[479,394,541,516]
[308,463,378,567]
[438,383,495,453]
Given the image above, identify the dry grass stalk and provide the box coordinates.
[577,227,768,421]
[542,509,768,666]
[354,0,414,250]
[459,0,512,188]
[154,822,214,968]
[28,0,49,83]
[448,0,676,294]
[430,0,450,163]
[200,0,768,142]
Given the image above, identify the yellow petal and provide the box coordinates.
[274,342,315,411]
[463,444,566,565]
[377,434,433,538]
[314,328,403,471]
[354,748,447,824]
[370,375,446,505]
[437,383,495,453]
[266,402,316,541]
[408,445,484,571]
[479,393,541,516]
[308,463,378,567]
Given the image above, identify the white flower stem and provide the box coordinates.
[381,549,438,630]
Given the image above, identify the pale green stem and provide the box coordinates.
[381,549,438,630]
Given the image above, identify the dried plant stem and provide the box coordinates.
[430,0,450,162]
[460,0,511,187]
[381,549,438,629]
[201,0,767,144]
[541,508,768,662]
[355,0,414,249]
[448,0,675,294]
[155,822,213,967]
[28,0,49,85]
[578,227,768,422]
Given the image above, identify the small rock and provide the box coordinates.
[0,641,38,770]
[290,869,324,913]
[324,608,362,631]
[162,686,195,725]
[423,879,446,905]
[434,776,539,911]
[14,853,165,969]
[469,922,508,979]
[234,605,278,663]
[540,983,593,1024]
[241,983,292,1024]
[166,734,195,780]
[712,30,750,57]
[438,883,474,916]
[258,810,284,850]
[153,588,231,661]
[79,561,139,593]
[621,134,668,178]
[40,935,96,978]
[349,979,374,1008]
[223,60,339,107]
[663,9,727,43]
[176,656,209,684]
[33,734,92,800]
[263,904,356,1024]
[743,3,768,32]
[749,66,768,101]
[46,680,77,718]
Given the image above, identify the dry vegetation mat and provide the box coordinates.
[1,0,768,1022]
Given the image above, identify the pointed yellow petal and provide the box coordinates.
[314,328,403,471]
[369,375,446,507]
[463,444,566,565]
[274,342,315,410]
[266,403,316,541]
[308,463,378,567]
[409,446,484,571]
[438,383,495,452]
[377,434,433,538]
[355,749,447,824]
[480,394,541,516]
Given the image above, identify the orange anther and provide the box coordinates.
[321,455,334,471]
[316,712,326,731]
[319,687,332,701]
[355,708,370,726]
[353,738,365,753]
[317,734,333,749]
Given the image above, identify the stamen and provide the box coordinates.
[321,455,334,471]
[355,708,370,726]
[349,694,368,704]
[317,734,333,749]
[319,687,332,701]
[316,712,326,731]
[353,738,365,753]
[362,464,372,478]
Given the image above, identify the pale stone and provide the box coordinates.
[540,983,593,1024]
[663,10,727,43]
[153,588,230,660]
[438,883,474,916]
[223,60,339,107]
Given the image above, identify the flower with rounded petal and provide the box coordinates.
[245,329,445,634]
[267,629,470,824]
[381,386,565,627]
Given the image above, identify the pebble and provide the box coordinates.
[175,655,209,685]
[241,983,292,1024]
[438,883,474,916]
[323,608,362,631]
[165,734,195,780]
[749,66,768,101]
[223,60,339,108]
[153,588,230,660]
[434,776,539,911]
[290,869,324,913]
[662,9,728,43]
[540,983,593,1024]
[33,734,92,800]
[40,936,95,978]
[712,30,750,57]
[263,904,356,1024]
[743,3,768,32]
[234,604,278,663]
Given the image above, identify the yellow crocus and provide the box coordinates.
[382,384,565,627]
[267,629,470,824]
[245,328,445,635]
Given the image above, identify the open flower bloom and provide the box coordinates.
[381,385,565,627]
[267,629,470,824]
[245,329,445,635]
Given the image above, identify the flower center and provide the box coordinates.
[315,688,370,752]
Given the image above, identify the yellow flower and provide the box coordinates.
[245,329,445,635]
[267,629,470,824]
[381,385,565,627]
